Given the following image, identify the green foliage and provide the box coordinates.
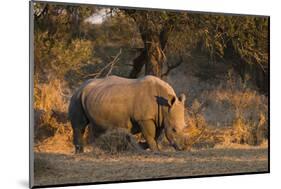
[34,3,95,39]
[34,31,93,79]
[33,3,96,143]
[122,9,268,90]
[87,12,142,48]
[34,2,268,91]
[166,13,268,67]
[34,2,96,82]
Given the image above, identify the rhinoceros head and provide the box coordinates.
[163,93,188,150]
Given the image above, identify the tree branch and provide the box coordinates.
[34,4,48,19]
[85,49,122,79]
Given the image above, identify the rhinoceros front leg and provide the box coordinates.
[139,120,159,151]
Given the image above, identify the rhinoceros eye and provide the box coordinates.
[172,128,177,133]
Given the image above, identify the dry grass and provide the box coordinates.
[34,79,68,112]
[208,87,268,146]
[34,79,71,143]
[184,99,210,149]
[34,127,73,154]
[223,113,268,146]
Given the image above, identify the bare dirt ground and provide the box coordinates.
[33,146,268,187]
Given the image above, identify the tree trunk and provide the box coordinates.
[125,11,172,78]
[129,30,167,78]
[144,35,165,78]
[129,49,146,78]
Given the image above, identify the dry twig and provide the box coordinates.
[85,49,122,79]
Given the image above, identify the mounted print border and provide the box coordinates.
[29,0,270,188]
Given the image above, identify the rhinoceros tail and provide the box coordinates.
[68,89,89,128]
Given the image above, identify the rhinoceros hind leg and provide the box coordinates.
[73,126,87,154]
[139,120,159,151]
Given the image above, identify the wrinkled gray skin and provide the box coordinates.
[68,75,187,153]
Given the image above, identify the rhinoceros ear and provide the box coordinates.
[155,95,176,108]
[167,95,176,107]
[179,93,186,103]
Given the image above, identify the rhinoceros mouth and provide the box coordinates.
[171,143,181,150]
[167,137,183,151]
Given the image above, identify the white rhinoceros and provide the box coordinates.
[68,75,187,153]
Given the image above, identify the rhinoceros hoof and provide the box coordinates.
[75,146,84,154]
